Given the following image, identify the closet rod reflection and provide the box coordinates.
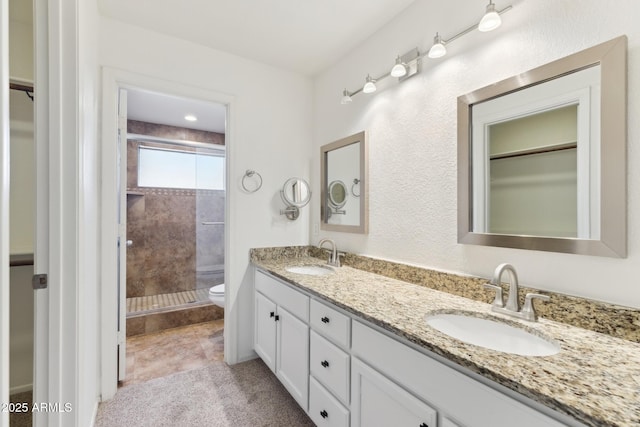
[10,254,34,267]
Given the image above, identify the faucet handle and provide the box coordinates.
[521,293,550,321]
[484,283,504,308]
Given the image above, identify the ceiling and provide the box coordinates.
[127,89,227,134]
[97,0,418,76]
[104,0,420,132]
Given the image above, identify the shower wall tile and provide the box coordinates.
[128,120,225,146]
[125,121,226,299]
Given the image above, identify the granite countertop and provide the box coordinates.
[252,255,640,427]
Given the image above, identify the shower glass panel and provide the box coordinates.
[195,146,226,292]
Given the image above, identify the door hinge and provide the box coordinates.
[32,274,48,290]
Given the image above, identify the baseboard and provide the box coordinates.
[233,350,258,365]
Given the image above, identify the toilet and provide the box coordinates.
[208,283,225,308]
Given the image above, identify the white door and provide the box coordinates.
[254,291,277,371]
[117,88,128,381]
[351,358,437,427]
[0,0,11,423]
[276,306,309,411]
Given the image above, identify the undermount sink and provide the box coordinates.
[425,312,560,357]
[285,265,335,276]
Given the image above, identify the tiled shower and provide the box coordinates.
[125,120,225,336]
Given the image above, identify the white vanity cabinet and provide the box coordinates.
[254,271,310,410]
[254,268,575,427]
[351,321,568,427]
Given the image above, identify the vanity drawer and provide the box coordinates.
[255,270,309,321]
[309,376,350,427]
[310,330,350,404]
[310,298,351,348]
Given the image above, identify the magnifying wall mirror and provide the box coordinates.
[457,36,627,257]
[328,180,348,209]
[321,131,368,233]
[280,177,311,220]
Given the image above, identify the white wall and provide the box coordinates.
[8,20,32,83]
[99,17,314,362]
[313,0,640,308]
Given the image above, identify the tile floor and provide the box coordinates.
[121,319,224,388]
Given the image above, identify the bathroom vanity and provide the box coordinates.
[252,253,640,427]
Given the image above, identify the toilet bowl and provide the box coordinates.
[208,284,225,308]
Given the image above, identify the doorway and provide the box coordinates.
[116,87,229,386]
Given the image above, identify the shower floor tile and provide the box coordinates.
[127,288,211,316]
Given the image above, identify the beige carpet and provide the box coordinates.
[95,358,315,427]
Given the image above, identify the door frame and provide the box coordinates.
[100,67,236,399]
[1,0,11,423]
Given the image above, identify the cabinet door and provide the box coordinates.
[352,357,437,427]
[254,291,277,372]
[277,305,310,411]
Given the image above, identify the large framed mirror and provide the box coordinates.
[458,36,627,257]
[321,131,368,233]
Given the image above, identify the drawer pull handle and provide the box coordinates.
[321,360,330,368]
[419,423,429,427]
[270,312,275,318]
[321,316,330,323]
[320,410,328,419]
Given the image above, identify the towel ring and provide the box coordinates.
[351,178,361,197]
[242,170,263,193]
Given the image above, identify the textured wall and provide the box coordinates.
[313,0,640,308]
[126,121,225,297]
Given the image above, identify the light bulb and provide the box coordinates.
[363,75,377,94]
[184,114,198,122]
[428,33,446,59]
[390,56,408,78]
[479,1,502,32]
[340,89,353,104]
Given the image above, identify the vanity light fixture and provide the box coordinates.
[428,33,447,59]
[339,2,512,104]
[390,55,408,78]
[341,89,353,104]
[362,75,377,94]
[184,114,198,122]
[478,1,502,32]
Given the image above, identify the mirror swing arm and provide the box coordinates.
[457,35,627,257]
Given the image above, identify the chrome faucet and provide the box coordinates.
[484,263,550,322]
[318,238,342,267]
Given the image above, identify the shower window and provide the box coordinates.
[137,146,225,190]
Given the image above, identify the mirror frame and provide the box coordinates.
[457,36,627,257]
[321,131,369,234]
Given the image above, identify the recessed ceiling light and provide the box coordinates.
[185,114,198,122]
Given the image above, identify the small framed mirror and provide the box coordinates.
[458,36,627,257]
[321,131,368,233]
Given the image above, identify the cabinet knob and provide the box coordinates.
[419,423,429,427]
[321,316,330,323]
[320,410,328,419]
[274,315,280,321]
[270,312,275,318]
[321,360,330,368]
